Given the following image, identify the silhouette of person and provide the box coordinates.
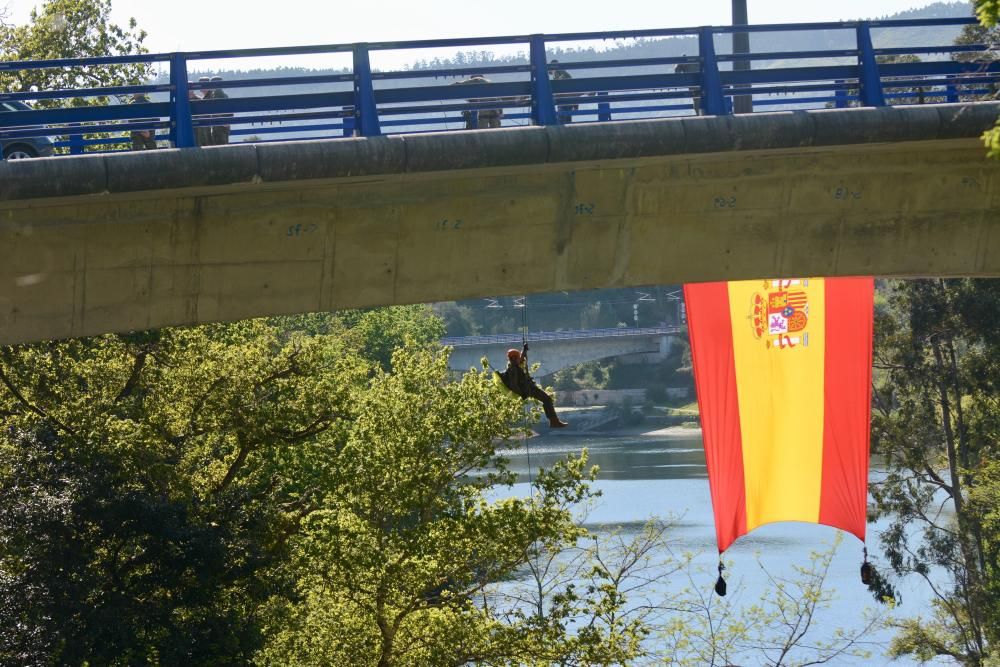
[496,343,568,428]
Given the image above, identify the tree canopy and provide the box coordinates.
[0,0,149,101]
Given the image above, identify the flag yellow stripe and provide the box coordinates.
[727,279,826,531]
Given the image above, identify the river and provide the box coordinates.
[492,428,955,666]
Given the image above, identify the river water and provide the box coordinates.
[493,429,954,666]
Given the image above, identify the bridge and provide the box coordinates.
[0,17,998,345]
[443,326,683,377]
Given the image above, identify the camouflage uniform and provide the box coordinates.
[496,343,567,427]
[549,60,577,124]
[205,76,231,146]
[128,94,157,150]
[674,60,702,115]
[193,78,211,147]
[453,75,502,129]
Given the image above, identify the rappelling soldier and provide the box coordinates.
[497,343,568,428]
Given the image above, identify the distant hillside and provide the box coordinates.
[181,1,974,87]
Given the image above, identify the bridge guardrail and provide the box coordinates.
[1,16,996,154]
[441,326,684,347]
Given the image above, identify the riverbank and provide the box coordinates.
[643,424,703,437]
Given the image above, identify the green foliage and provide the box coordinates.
[976,0,1000,27]
[551,366,581,391]
[973,1,1000,157]
[0,321,368,664]
[431,302,481,337]
[608,396,645,427]
[569,360,610,390]
[345,305,446,372]
[871,279,1000,664]
[0,0,150,154]
[660,536,888,666]
[274,306,445,372]
[986,119,1000,160]
[0,0,149,100]
[256,344,603,666]
[0,310,629,665]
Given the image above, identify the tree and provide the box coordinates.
[976,1,1000,28]
[273,305,445,372]
[347,305,446,371]
[256,345,605,666]
[974,0,1000,157]
[0,305,634,665]
[660,536,888,666]
[870,279,1000,665]
[0,322,369,664]
[0,0,149,102]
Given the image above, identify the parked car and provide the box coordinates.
[0,100,55,159]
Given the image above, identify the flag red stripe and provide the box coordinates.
[818,277,874,541]
[684,282,747,552]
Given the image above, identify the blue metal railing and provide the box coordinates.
[441,326,683,348]
[1,16,996,154]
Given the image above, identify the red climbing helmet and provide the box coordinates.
[507,348,521,362]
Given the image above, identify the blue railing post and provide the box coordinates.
[698,27,727,116]
[529,35,557,126]
[946,76,959,103]
[352,45,381,137]
[68,123,84,155]
[169,53,195,148]
[597,91,611,122]
[834,80,848,108]
[856,22,886,107]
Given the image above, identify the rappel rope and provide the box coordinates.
[519,295,534,495]
[518,294,543,582]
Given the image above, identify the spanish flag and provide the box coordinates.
[683,277,874,553]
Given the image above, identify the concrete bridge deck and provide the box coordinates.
[0,102,998,345]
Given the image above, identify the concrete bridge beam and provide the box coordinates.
[0,103,998,346]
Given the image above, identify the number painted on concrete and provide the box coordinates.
[833,185,863,200]
[713,196,737,209]
[286,223,319,237]
[574,203,596,215]
[435,219,463,231]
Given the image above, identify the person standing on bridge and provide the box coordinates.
[205,76,231,146]
[674,57,702,116]
[549,59,578,124]
[128,93,157,151]
[497,343,568,428]
[453,73,502,129]
[193,78,211,147]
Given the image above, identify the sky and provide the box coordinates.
[2,0,971,70]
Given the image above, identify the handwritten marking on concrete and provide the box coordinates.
[286,223,319,237]
[833,185,863,201]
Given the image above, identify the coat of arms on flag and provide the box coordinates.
[751,279,811,349]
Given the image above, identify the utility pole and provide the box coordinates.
[732,0,752,114]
